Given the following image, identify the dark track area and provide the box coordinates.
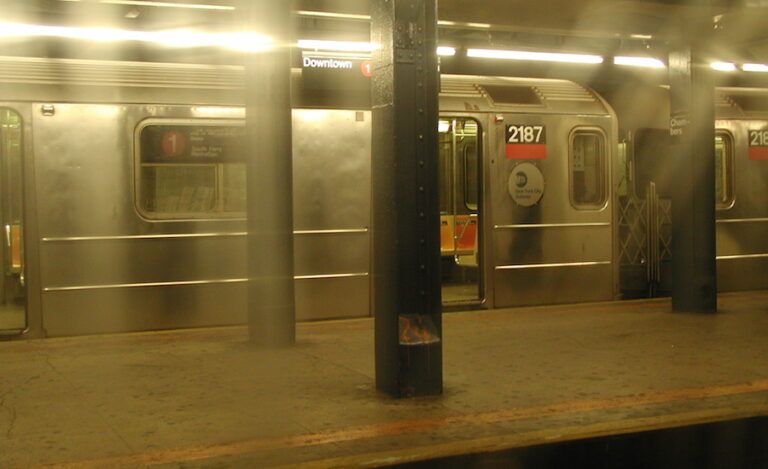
[403,417,768,469]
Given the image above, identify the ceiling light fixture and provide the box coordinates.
[297,39,374,53]
[467,48,603,64]
[0,21,271,52]
[710,61,737,72]
[100,0,235,10]
[613,56,665,68]
[742,63,768,72]
[59,0,235,10]
[437,46,456,57]
[295,10,371,21]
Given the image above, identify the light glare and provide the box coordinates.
[437,46,456,57]
[711,61,737,72]
[297,39,374,52]
[467,48,604,64]
[0,22,271,51]
[613,56,665,69]
[743,63,768,72]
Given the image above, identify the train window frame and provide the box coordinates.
[715,129,735,211]
[568,127,608,210]
[438,116,483,214]
[460,119,481,212]
[134,118,246,222]
[0,106,27,332]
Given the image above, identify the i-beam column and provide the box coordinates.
[244,0,296,345]
[371,0,443,397]
[668,47,717,313]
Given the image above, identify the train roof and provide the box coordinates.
[1,56,767,120]
[717,87,768,119]
[440,74,612,116]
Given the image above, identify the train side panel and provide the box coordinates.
[489,114,616,307]
[33,104,370,336]
[715,119,768,292]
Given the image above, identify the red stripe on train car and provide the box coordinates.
[506,144,547,160]
[749,147,768,160]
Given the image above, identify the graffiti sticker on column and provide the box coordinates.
[506,124,546,159]
[748,129,768,160]
[508,162,545,207]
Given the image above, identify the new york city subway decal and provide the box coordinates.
[749,129,768,160]
[506,124,547,159]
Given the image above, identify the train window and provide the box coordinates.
[136,121,246,219]
[438,118,481,213]
[140,165,217,214]
[438,120,453,214]
[570,129,607,208]
[715,131,734,209]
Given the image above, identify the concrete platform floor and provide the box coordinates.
[1,291,768,468]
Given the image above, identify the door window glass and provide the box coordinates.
[136,121,246,219]
[0,108,26,332]
[570,129,607,208]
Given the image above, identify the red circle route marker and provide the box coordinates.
[360,61,373,78]
[161,131,187,157]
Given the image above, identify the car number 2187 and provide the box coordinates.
[507,125,546,144]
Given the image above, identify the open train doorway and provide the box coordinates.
[0,108,26,333]
[439,117,483,306]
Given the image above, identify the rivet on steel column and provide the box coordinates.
[371,0,443,397]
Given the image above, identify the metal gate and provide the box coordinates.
[618,181,672,297]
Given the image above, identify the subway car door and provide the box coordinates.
[0,107,26,333]
[438,117,483,306]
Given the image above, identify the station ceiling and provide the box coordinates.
[3,0,768,67]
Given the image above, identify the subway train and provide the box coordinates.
[0,55,766,337]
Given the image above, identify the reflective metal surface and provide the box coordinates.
[715,119,768,292]
[488,113,616,307]
[31,103,370,335]
[0,106,26,333]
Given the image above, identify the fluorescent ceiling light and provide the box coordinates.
[437,46,456,57]
[100,0,234,10]
[613,56,665,68]
[0,21,270,51]
[743,63,768,72]
[297,39,374,52]
[467,48,603,64]
[296,10,371,21]
[711,61,736,72]
[59,0,234,9]
[466,23,492,29]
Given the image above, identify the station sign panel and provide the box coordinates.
[141,125,245,163]
[505,124,547,159]
[301,52,372,92]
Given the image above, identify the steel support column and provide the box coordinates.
[244,1,296,345]
[668,48,717,313]
[371,0,443,397]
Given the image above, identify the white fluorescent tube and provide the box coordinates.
[467,48,603,64]
[613,56,665,69]
[711,61,737,72]
[0,22,271,52]
[437,46,456,57]
[743,63,768,72]
[297,39,374,52]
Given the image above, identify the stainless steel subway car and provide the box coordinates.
[0,57,766,337]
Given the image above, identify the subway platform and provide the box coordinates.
[1,291,768,468]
